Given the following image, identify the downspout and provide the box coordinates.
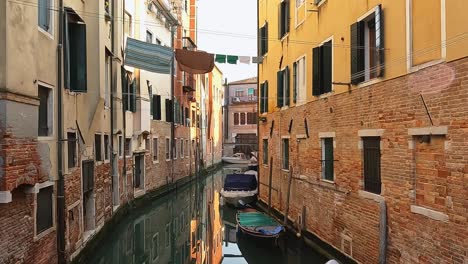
[170,25,175,184]
[122,0,127,201]
[256,0,260,197]
[110,0,115,206]
[379,200,387,264]
[56,0,66,262]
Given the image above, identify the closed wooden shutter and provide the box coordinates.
[264,81,269,112]
[284,66,290,106]
[277,71,284,107]
[322,41,332,93]
[351,21,365,84]
[69,22,87,92]
[121,67,129,111]
[264,23,269,54]
[165,99,173,122]
[82,160,94,193]
[323,138,334,181]
[363,137,381,194]
[312,47,321,96]
[130,79,137,112]
[375,5,384,78]
[64,14,70,89]
[156,95,162,120]
[36,186,53,234]
[293,62,297,103]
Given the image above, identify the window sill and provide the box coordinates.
[314,91,334,100]
[410,205,449,222]
[281,168,290,172]
[358,190,384,202]
[356,78,383,89]
[134,189,146,198]
[320,179,335,185]
[165,159,171,162]
[38,26,54,40]
[316,0,327,8]
[409,59,445,74]
[38,136,55,142]
[280,33,289,42]
[152,160,159,164]
[34,226,56,242]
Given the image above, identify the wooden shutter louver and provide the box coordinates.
[375,5,384,78]
[363,137,381,194]
[293,62,297,103]
[322,41,332,93]
[351,21,365,84]
[130,79,137,112]
[284,67,290,106]
[69,22,87,92]
[277,71,284,107]
[312,47,321,96]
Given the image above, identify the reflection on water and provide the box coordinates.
[87,167,329,264]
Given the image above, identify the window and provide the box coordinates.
[321,138,334,181]
[82,160,95,231]
[279,0,290,39]
[247,113,257,125]
[125,138,131,157]
[293,57,306,104]
[38,85,53,137]
[38,0,52,33]
[118,136,123,158]
[124,11,133,37]
[67,132,77,168]
[235,90,244,97]
[259,23,269,56]
[165,224,170,247]
[152,233,159,261]
[165,138,171,160]
[36,185,53,235]
[363,137,381,194]
[95,134,102,161]
[351,5,384,84]
[174,139,178,159]
[104,134,109,161]
[234,113,239,125]
[152,95,162,120]
[146,30,153,43]
[260,81,269,114]
[185,140,189,157]
[263,139,268,165]
[180,139,184,159]
[134,154,144,189]
[240,113,246,125]
[296,0,305,7]
[312,40,332,96]
[145,137,150,152]
[282,138,289,170]
[123,78,137,112]
[165,99,173,122]
[105,54,111,107]
[155,38,162,45]
[64,9,87,92]
[153,138,158,161]
[277,67,290,107]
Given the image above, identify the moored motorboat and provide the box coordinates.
[236,209,284,239]
[222,153,251,164]
[220,173,258,207]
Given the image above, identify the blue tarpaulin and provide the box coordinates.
[125,37,173,74]
[224,174,257,191]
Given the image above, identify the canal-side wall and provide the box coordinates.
[258,57,468,264]
[70,163,223,264]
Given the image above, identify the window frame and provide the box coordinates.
[277,67,290,108]
[95,133,103,162]
[38,0,54,37]
[281,137,290,170]
[38,83,54,138]
[259,22,269,56]
[260,81,269,114]
[312,37,333,97]
[165,138,171,161]
[321,137,335,182]
[152,137,159,162]
[34,182,55,238]
[362,137,382,194]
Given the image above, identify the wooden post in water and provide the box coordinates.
[268,157,273,214]
[283,166,293,225]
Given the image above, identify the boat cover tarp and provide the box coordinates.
[238,212,280,228]
[224,174,257,191]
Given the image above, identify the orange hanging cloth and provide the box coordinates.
[175,49,215,74]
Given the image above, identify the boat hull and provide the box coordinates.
[223,195,257,207]
[222,157,251,164]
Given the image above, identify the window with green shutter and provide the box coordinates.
[321,138,334,181]
[277,68,290,107]
[279,0,290,39]
[64,9,87,92]
[259,23,269,56]
[312,40,332,96]
[260,81,269,114]
[282,138,289,170]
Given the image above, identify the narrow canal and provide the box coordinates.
[86,167,330,264]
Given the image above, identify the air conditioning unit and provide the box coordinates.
[232,97,241,103]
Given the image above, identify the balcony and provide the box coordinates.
[182,37,197,51]
[230,96,257,104]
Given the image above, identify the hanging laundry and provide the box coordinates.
[215,54,227,63]
[252,56,263,64]
[175,49,215,74]
[227,55,239,64]
[239,56,251,64]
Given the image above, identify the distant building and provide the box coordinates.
[224,77,258,157]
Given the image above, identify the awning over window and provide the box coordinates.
[125,37,173,74]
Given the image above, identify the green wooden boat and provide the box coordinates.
[236,210,284,239]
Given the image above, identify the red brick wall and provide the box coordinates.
[259,58,468,264]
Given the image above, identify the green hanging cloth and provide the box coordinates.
[215,54,226,63]
[227,55,239,64]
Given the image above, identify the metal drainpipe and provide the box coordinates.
[56,0,66,262]
[110,0,116,207]
[256,0,260,197]
[170,25,175,184]
[122,0,127,201]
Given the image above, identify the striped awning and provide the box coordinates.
[125,37,173,74]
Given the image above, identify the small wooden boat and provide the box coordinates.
[222,153,251,164]
[236,210,284,239]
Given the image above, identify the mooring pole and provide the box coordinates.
[283,166,293,225]
[268,157,273,214]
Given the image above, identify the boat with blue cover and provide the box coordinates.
[220,173,258,207]
[236,209,285,239]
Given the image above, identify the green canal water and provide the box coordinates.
[86,167,330,264]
